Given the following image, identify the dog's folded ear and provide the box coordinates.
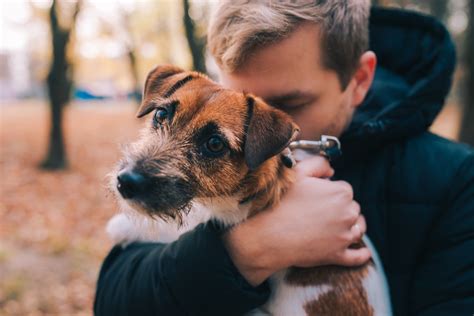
[137,65,192,118]
[244,96,300,170]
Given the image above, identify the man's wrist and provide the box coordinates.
[222,214,284,286]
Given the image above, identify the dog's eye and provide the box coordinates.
[153,108,168,126]
[206,136,224,152]
[203,136,227,157]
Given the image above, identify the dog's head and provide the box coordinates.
[114,65,299,222]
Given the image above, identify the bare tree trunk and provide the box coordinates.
[183,0,206,73]
[41,0,80,170]
[127,49,141,104]
[460,1,474,145]
[121,11,141,104]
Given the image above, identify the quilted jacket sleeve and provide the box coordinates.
[409,154,474,315]
[94,221,270,316]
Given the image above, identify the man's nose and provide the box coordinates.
[117,170,149,199]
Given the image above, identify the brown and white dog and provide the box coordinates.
[107,65,392,316]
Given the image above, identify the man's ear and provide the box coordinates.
[137,64,188,118]
[350,51,376,108]
[244,96,300,170]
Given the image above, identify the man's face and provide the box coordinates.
[219,23,363,140]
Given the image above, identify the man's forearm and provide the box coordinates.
[223,212,285,286]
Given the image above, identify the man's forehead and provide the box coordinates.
[265,91,317,103]
[220,70,319,102]
[220,70,287,96]
[218,64,325,100]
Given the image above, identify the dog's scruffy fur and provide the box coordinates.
[107,65,391,315]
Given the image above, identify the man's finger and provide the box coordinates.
[295,155,334,178]
[335,247,372,266]
[350,215,366,241]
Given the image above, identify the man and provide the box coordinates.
[94,1,474,315]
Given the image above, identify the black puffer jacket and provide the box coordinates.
[335,7,474,316]
[94,7,474,316]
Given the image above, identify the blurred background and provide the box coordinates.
[0,0,472,315]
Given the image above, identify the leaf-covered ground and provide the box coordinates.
[0,100,460,315]
[0,101,140,316]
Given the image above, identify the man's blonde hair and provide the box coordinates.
[208,0,370,88]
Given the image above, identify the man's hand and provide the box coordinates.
[223,156,371,286]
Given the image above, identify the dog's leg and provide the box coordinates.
[107,202,212,246]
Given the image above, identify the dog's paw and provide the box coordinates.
[106,213,140,245]
[106,212,178,245]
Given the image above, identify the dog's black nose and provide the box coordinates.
[117,170,149,199]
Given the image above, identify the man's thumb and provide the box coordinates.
[295,155,334,178]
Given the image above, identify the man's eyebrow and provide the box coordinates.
[265,91,316,104]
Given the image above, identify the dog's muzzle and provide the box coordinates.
[115,166,195,220]
[117,170,151,199]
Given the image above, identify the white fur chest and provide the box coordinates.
[107,195,249,244]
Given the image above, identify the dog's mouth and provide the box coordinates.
[115,169,195,223]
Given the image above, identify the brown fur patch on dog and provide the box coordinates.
[286,262,374,316]
[238,157,295,215]
[304,287,373,316]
